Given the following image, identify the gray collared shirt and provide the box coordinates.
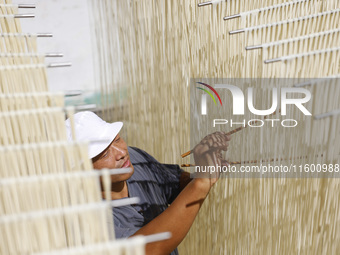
[112,147,183,255]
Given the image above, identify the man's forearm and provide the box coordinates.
[131,179,211,255]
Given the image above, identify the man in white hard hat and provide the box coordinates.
[65,111,230,255]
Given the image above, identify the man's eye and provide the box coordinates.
[102,152,109,158]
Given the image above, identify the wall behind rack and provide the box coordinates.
[16,0,96,93]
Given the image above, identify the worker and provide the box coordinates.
[65,111,230,255]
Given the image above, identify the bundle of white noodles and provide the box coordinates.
[88,0,340,254]
[0,0,146,254]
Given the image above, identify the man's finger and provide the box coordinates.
[221,159,229,167]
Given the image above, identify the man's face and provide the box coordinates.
[92,134,134,183]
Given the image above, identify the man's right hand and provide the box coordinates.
[192,131,231,188]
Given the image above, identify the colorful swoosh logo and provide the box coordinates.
[196,82,223,106]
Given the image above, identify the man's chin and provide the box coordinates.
[111,168,134,182]
[124,167,134,180]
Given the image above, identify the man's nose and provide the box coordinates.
[111,144,126,160]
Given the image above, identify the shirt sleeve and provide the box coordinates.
[157,163,184,204]
[112,205,143,238]
[114,225,138,239]
[128,147,184,205]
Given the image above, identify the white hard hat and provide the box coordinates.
[65,111,123,159]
